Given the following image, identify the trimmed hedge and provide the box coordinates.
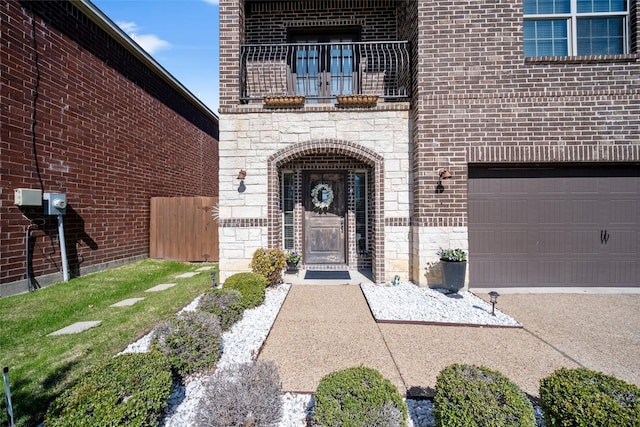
[222,272,267,309]
[152,311,222,377]
[249,247,286,286]
[198,287,244,330]
[540,367,640,427]
[312,366,408,427]
[434,364,535,427]
[45,351,173,427]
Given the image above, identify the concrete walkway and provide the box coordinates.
[259,284,640,398]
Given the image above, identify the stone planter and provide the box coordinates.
[440,260,467,293]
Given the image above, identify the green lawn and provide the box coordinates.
[0,259,217,427]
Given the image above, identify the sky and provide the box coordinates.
[91,0,220,114]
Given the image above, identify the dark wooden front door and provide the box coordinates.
[304,172,346,264]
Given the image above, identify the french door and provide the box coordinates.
[291,32,357,102]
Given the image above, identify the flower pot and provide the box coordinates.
[285,261,299,274]
[440,260,467,293]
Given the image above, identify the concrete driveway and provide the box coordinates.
[259,285,640,398]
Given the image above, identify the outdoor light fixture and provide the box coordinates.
[488,291,500,316]
[439,169,452,180]
[436,169,452,194]
[237,170,247,193]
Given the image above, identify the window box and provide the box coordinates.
[336,95,378,106]
[264,96,305,107]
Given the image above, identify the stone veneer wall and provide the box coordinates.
[218,106,410,283]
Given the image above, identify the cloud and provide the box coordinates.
[115,20,171,54]
[202,0,219,5]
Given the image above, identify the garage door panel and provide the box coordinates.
[472,260,530,287]
[605,229,638,254]
[606,261,640,285]
[571,200,600,224]
[471,199,528,225]
[532,231,569,255]
[608,200,638,224]
[468,166,639,288]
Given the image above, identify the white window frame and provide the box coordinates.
[524,0,630,56]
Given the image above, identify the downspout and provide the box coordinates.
[57,214,69,282]
[26,225,35,291]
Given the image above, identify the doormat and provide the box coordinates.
[304,270,351,280]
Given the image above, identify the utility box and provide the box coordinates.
[43,193,67,215]
[14,188,43,206]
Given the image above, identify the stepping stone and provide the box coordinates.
[196,266,214,271]
[111,297,145,307]
[49,321,101,336]
[176,272,198,278]
[145,283,177,292]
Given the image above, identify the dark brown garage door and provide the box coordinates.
[468,165,640,288]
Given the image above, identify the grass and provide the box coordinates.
[0,259,217,427]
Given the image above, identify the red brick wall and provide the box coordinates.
[413,0,640,224]
[0,1,219,291]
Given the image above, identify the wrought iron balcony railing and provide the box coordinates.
[240,41,410,103]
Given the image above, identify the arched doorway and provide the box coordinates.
[267,140,385,281]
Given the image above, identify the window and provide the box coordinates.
[354,171,368,253]
[282,172,294,250]
[524,0,629,57]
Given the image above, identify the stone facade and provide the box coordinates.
[219,106,410,282]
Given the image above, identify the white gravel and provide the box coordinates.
[362,283,522,327]
[120,282,544,427]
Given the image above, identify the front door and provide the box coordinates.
[304,172,346,264]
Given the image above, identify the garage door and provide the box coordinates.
[468,165,640,288]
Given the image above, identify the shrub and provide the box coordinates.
[194,360,283,426]
[434,364,535,427]
[539,367,640,427]
[222,272,267,309]
[198,288,244,330]
[45,351,173,427]
[312,366,408,427]
[152,311,222,377]
[250,247,286,286]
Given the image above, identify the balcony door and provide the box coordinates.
[289,28,359,102]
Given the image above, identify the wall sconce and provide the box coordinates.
[237,169,246,193]
[435,169,452,194]
[488,291,500,316]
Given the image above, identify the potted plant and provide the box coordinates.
[285,251,302,273]
[437,248,467,293]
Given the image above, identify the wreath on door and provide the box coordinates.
[311,183,334,211]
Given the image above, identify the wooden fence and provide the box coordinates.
[150,197,219,262]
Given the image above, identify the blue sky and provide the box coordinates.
[91,0,220,113]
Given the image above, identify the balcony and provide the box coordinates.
[240,41,410,104]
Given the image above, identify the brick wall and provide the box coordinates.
[244,0,397,43]
[413,0,640,225]
[0,1,219,293]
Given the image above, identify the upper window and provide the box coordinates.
[524,0,629,57]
